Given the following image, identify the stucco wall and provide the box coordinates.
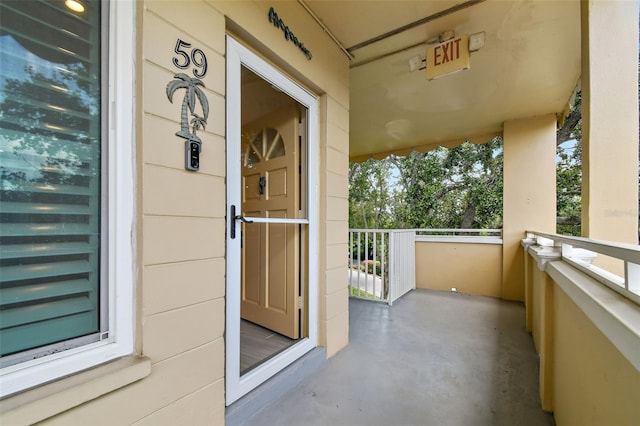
[415,241,502,298]
[320,95,350,356]
[552,285,640,425]
[581,0,639,247]
[2,1,349,424]
[526,248,640,424]
[502,114,557,301]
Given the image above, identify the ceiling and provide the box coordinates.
[303,0,582,160]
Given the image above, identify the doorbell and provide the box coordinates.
[185,139,201,171]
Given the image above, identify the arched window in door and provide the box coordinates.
[243,127,286,168]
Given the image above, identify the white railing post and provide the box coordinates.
[349,231,354,297]
[388,231,396,304]
[388,230,416,305]
[373,233,378,299]
[348,229,390,303]
[381,232,387,300]
[357,231,362,296]
[625,261,640,294]
[364,232,369,296]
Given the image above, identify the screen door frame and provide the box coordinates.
[225,36,319,406]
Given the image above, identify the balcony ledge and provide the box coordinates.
[527,244,640,373]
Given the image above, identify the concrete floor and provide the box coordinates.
[241,289,554,426]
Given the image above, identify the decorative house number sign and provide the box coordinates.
[166,38,210,171]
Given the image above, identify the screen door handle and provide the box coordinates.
[235,215,254,224]
[230,205,253,239]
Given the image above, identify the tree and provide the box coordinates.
[1,64,98,192]
[556,91,582,236]
[348,138,504,230]
[389,138,503,229]
[348,158,394,229]
[389,150,446,228]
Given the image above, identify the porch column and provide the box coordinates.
[502,115,557,301]
[580,0,639,245]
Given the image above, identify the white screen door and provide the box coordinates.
[225,37,319,405]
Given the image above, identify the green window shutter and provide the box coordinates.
[0,1,103,360]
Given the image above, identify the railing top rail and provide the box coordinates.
[526,230,640,264]
[349,228,502,234]
[416,228,502,236]
[349,229,394,233]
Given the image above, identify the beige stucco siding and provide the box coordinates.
[138,1,227,421]
[526,248,640,424]
[415,241,503,298]
[581,0,639,248]
[38,342,225,425]
[502,114,557,301]
[320,94,350,356]
[552,286,640,425]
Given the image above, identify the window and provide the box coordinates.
[0,0,134,397]
[243,128,287,167]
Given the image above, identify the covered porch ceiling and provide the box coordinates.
[303,0,582,161]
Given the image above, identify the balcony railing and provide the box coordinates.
[348,229,503,304]
[348,229,415,304]
[415,228,502,242]
[349,228,639,306]
[525,230,640,305]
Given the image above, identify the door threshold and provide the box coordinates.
[225,347,326,426]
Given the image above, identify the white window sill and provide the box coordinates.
[0,356,151,425]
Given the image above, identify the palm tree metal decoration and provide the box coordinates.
[166,73,209,140]
[166,73,209,170]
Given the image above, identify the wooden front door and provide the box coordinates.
[240,104,301,339]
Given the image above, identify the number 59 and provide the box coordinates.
[172,39,208,78]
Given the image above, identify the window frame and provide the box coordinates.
[0,0,136,398]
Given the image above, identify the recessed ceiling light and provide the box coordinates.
[65,0,85,13]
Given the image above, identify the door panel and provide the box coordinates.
[242,216,261,307]
[267,168,288,198]
[241,104,300,339]
[267,221,290,313]
[243,173,262,202]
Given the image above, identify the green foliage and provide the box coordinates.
[390,138,504,229]
[556,140,582,236]
[350,287,380,299]
[349,138,504,230]
[348,158,395,229]
[360,260,381,276]
[556,91,582,236]
[0,65,99,191]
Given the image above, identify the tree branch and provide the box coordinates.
[557,108,581,146]
[558,190,581,196]
[557,216,581,225]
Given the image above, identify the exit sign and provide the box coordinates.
[426,34,470,80]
